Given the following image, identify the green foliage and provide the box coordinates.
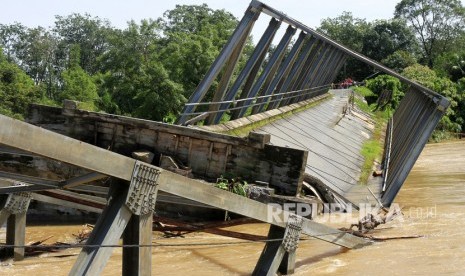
[318,12,371,80]
[214,176,248,197]
[158,4,243,101]
[353,86,375,98]
[159,31,218,98]
[434,51,465,81]
[366,75,404,110]
[0,49,39,119]
[53,13,115,74]
[131,61,186,121]
[382,50,417,72]
[360,140,383,185]
[319,14,418,80]
[403,64,463,133]
[395,0,465,67]
[99,19,186,120]
[362,19,418,62]
[60,45,98,110]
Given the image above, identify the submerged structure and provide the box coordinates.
[0,1,450,275]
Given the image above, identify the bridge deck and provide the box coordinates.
[256,89,381,205]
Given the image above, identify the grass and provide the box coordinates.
[353,86,390,185]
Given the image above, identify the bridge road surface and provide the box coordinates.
[257,89,382,206]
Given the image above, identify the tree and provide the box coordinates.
[0,23,27,63]
[382,50,417,72]
[159,4,238,49]
[319,12,372,80]
[395,0,465,67]
[159,31,218,98]
[366,75,404,110]
[434,51,465,82]
[362,19,418,62]
[53,13,115,74]
[403,64,462,133]
[319,12,369,52]
[158,4,243,98]
[60,45,98,110]
[0,49,39,119]
[99,19,185,120]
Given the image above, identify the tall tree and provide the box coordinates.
[395,0,465,67]
[0,23,27,63]
[318,12,373,80]
[100,19,185,120]
[60,44,98,109]
[158,4,242,98]
[53,13,115,74]
[0,48,39,119]
[160,4,238,48]
[362,19,418,62]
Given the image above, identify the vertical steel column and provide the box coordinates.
[210,18,281,124]
[206,20,257,125]
[6,213,26,261]
[291,40,323,91]
[266,31,307,111]
[295,45,331,102]
[177,6,259,125]
[252,225,292,275]
[306,50,341,98]
[277,36,316,107]
[236,25,296,117]
[303,46,336,89]
[327,53,347,84]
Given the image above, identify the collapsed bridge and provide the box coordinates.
[0,1,450,275]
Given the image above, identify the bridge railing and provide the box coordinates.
[177,1,347,125]
[180,85,330,125]
[381,87,449,206]
[177,0,450,205]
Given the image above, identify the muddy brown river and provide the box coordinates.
[1,141,464,275]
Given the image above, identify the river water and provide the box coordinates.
[1,141,464,275]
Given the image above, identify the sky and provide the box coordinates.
[1,0,403,30]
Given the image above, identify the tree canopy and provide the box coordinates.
[395,0,465,67]
[0,2,464,139]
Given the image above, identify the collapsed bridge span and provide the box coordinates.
[0,0,451,275]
